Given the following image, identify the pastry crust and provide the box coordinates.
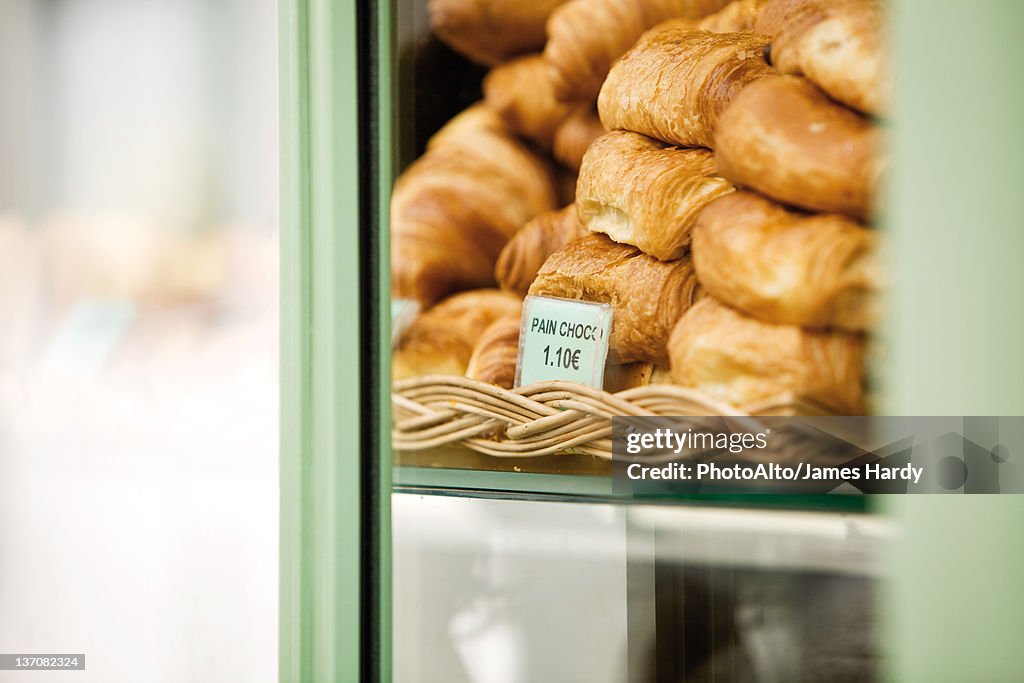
[693,192,880,331]
[756,0,889,115]
[714,75,882,218]
[697,0,769,32]
[391,104,558,305]
[599,26,773,148]
[430,0,569,66]
[466,313,523,389]
[604,362,655,392]
[576,131,734,260]
[495,205,587,297]
[668,297,865,414]
[529,233,704,364]
[553,104,606,171]
[394,290,522,380]
[543,0,733,103]
[426,102,511,149]
[484,55,573,149]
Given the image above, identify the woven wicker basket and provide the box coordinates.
[392,375,824,459]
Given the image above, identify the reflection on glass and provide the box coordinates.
[395,494,890,683]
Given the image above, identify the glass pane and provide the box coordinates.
[387,1,890,680]
[0,1,278,680]
[394,493,888,682]
[386,0,884,498]
[394,494,629,682]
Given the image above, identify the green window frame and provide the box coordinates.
[279,0,393,680]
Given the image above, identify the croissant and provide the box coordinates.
[576,131,734,260]
[697,0,769,32]
[714,75,883,218]
[649,366,674,385]
[598,27,772,148]
[483,55,573,149]
[394,289,522,380]
[756,0,889,116]
[693,192,881,331]
[544,0,733,103]
[426,101,511,148]
[391,104,558,305]
[604,362,655,392]
[466,313,523,389]
[668,297,865,414]
[495,205,587,297]
[529,233,704,364]
[429,0,570,66]
[553,104,606,171]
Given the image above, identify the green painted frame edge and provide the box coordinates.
[375,0,395,679]
[279,0,311,679]
[280,0,375,680]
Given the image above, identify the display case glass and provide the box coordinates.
[379,0,886,680]
[394,494,890,682]
[384,0,874,510]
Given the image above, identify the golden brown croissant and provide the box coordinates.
[637,0,768,34]
[714,75,882,218]
[495,205,587,297]
[544,0,733,103]
[668,297,865,414]
[649,366,674,385]
[604,362,655,392]
[529,233,704,364]
[756,0,889,115]
[576,131,734,260]
[465,313,523,389]
[553,104,606,171]
[483,55,573,149]
[429,0,569,66]
[391,104,558,305]
[394,289,522,380]
[426,101,511,148]
[696,0,768,32]
[693,192,881,331]
[598,27,772,148]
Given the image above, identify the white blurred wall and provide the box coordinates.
[0,1,279,682]
[1,0,278,227]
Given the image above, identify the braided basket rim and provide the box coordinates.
[392,375,821,459]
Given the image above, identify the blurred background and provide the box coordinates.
[0,1,279,681]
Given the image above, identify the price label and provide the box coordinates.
[515,295,613,388]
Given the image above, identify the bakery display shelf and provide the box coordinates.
[392,462,870,515]
[392,374,868,511]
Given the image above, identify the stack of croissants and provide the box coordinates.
[393,0,887,417]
